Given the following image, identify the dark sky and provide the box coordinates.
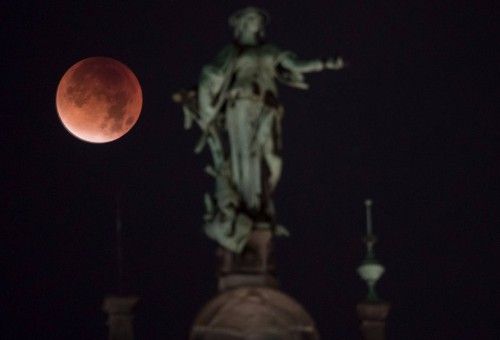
[1,1,497,339]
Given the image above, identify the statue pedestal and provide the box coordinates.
[190,230,319,339]
[216,229,278,291]
[102,295,139,340]
[357,301,390,340]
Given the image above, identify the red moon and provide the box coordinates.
[56,57,142,143]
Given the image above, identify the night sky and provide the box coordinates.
[2,1,497,339]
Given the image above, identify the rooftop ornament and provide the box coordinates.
[357,199,385,302]
[173,6,344,253]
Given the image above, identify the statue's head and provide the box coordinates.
[229,7,269,45]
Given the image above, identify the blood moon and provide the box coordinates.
[56,57,142,143]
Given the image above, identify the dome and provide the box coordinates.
[190,286,319,340]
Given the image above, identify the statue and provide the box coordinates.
[174,7,344,253]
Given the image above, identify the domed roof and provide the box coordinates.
[190,286,319,340]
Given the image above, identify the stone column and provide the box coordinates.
[102,295,139,340]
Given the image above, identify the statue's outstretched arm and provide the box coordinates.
[280,53,344,73]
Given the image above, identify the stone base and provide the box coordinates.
[102,295,139,340]
[357,301,390,340]
[191,229,320,339]
[218,273,278,291]
[217,229,276,291]
[190,286,319,340]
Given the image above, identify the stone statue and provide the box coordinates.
[174,7,344,253]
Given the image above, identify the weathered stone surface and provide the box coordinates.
[357,302,390,340]
[191,287,319,340]
[102,295,139,340]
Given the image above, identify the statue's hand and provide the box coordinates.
[325,56,345,70]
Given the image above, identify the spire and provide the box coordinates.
[357,199,390,340]
[102,191,139,340]
[364,199,376,260]
[358,199,384,301]
[365,199,373,235]
[115,192,124,294]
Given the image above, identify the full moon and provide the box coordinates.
[56,57,142,143]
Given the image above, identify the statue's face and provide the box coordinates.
[239,12,263,36]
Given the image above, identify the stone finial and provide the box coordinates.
[357,199,384,302]
[357,199,390,340]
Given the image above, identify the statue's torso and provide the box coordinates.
[230,44,281,99]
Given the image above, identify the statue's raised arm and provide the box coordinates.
[174,7,345,253]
